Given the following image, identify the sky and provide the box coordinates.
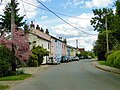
[0,0,115,51]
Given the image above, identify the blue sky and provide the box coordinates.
[0,0,115,51]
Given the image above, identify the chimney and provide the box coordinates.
[45,29,49,34]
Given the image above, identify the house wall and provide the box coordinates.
[50,37,62,62]
[56,40,62,60]
[29,30,51,64]
[50,38,56,58]
[67,46,76,57]
[62,43,67,56]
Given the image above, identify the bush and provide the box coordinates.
[31,46,49,65]
[114,51,120,68]
[28,54,38,67]
[0,45,14,77]
[107,50,120,68]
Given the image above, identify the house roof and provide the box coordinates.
[67,45,76,49]
[30,32,51,42]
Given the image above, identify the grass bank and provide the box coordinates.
[0,74,32,81]
[0,85,10,90]
[98,61,107,65]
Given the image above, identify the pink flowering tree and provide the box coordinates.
[0,27,31,72]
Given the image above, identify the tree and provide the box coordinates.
[93,30,118,60]
[0,0,25,33]
[0,28,31,72]
[111,0,120,44]
[115,0,120,16]
[90,8,114,32]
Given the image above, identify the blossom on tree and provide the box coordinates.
[0,27,31,62]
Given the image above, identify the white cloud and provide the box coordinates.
[67,35,97,51]
[51,13,98,50]
[0,0,51,18]
[51,13,96,36]
[41,16,48,20]
[63,0,84,9]
[85,0,114,8]
[0,0,38,18]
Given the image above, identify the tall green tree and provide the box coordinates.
[0,0,25,33]
[93,30,118,60]
[90,8,114,32]
[111,0,120,44]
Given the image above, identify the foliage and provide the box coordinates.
[0,0,25,32]
[0,44,15,77]
[90,8,114,32]
[93,31,118,60]
[0,74,32,81]
[28,54,38,67]
[0,85,10,90]
[31,46,49,65]
[87,51,95,58]
[76,51,95,59]
[92,1,120,61]
[98,61,107,65]
[0,28,31,73]
[107,50,120,68]
[24,23,30,34]
[116,0,120,16]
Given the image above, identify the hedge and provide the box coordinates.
[107,50,120,68]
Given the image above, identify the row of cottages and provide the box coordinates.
[29,28,76,64]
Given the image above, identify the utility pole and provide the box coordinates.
[105,14,109,54]
[76,39,78,49]
[11,0,16,72]
[11,0,15,39]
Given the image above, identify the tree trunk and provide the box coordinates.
[11,43,16,72]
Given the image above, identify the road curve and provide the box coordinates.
[10,59,120,90]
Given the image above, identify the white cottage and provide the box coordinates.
[29,29,51,64]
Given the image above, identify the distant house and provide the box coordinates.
[67,45,76,57]
[78,48,85,52]
[29,28,51,64]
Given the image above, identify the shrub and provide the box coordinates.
[31,46,49,65]
[28,54,38,67]
[107,50,120,68]
[0,44,14,77]
[114,51,120,68]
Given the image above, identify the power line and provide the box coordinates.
[22,0,90,20]
[37,0,96,35]
[21,0,29,22]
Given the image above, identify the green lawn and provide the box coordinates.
[0,85,10,90]
[98,61,107,65]
[0,74,32,81]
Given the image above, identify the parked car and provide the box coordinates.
[47,57,60,65]
[67,56,72,62]
[87,56,92,59]
[61,56,69,63]
[72,56,79,61]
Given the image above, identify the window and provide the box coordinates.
[48,43,50,49]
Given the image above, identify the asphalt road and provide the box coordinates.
[10,59,120,90]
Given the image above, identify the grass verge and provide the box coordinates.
[0,85,10,90]
[98,61,107,65]
[0,74,32,81]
